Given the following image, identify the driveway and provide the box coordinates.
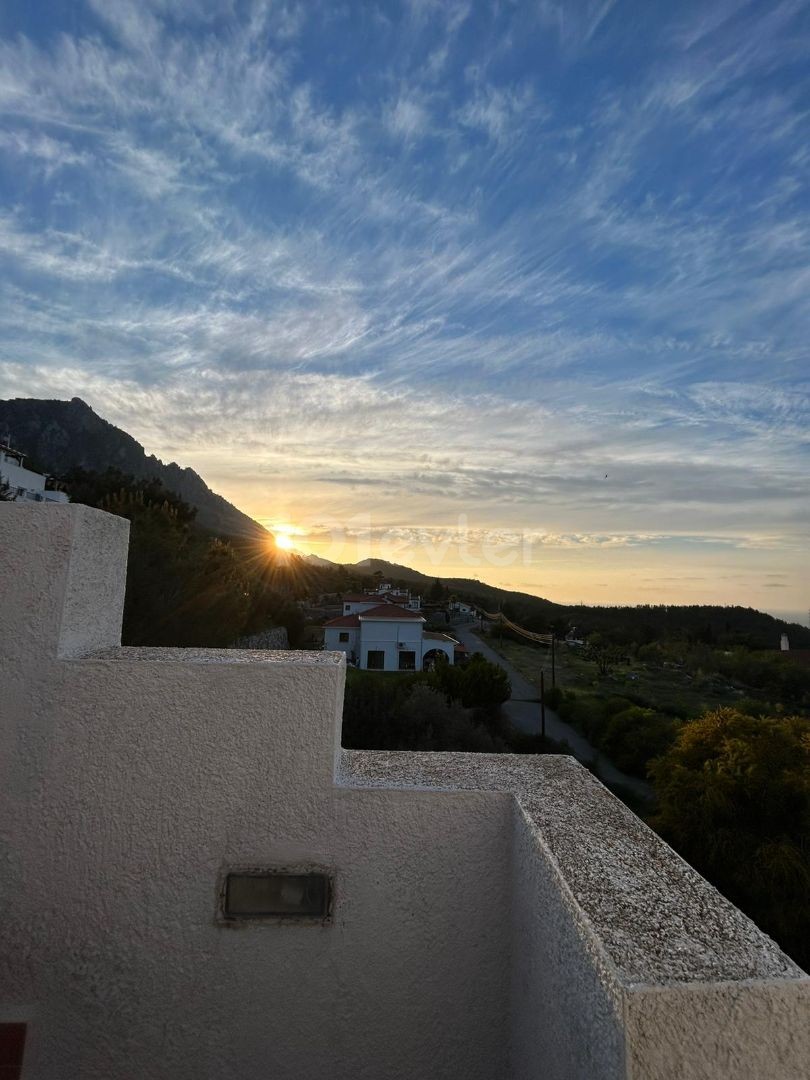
[452,625,652,800]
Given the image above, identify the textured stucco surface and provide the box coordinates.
[1,505,511,1080]
[340,752,810,1079]
[2,504,809,1080]
[340,751,803,985]
[624,980,810,1080]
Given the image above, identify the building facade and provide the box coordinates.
[0,442,68,504]
[324,602,456,671]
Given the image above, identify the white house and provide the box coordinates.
[324,602,457,671]
[365,582,423,611]
[0,440,68,504]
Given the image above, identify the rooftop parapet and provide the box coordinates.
[0,503,808,1079]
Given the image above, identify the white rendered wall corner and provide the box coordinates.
[0,504,512,1080]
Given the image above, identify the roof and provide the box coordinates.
[358,604,425,621]
[323,614,361,628]
[341,594,382,603]
[423,631,460,643]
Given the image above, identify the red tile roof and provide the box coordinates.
[358,604,424,620]
[323,614,361,628]
[341,594,382,603]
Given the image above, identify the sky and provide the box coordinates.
[0,0,808,618]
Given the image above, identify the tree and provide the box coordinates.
[599,706,677,776]
[63,468,304,649]
[427,651,510,711]
[649,707,810,969]
[0,478,15,501]
[586,634,624,676]
[429,577,444,603]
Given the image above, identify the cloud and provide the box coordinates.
[455,82,539,143]
[385,95,429,140]
[0,0,808,608]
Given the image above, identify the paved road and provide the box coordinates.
[453,625,652,800]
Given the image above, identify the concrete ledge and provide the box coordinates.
[80,646,344,665]
[339,750,807,989]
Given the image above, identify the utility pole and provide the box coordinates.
[540,670,546,741]
[551,635,556,689]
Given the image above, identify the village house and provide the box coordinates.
[324,599,457,671]
[0,440,68,504]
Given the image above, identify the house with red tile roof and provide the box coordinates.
[324,602,456,672]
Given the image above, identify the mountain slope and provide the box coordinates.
[0,396,266,539]
[344,558,561,610]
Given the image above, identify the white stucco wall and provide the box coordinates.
[323,625,359,659]
[1,452,46,493]
[422,637,456,665]
[1,504,808,1080]
[343,752,810,1080]
[0,504,511,1080]
[0,452,67,502]
[343,600,378,614]
[358,617,424,670]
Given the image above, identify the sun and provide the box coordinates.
[274,532,295,551]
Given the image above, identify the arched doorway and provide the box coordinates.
[422,648,449,672]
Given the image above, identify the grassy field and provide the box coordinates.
[481,631,746,719]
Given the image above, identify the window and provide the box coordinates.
[398,651,416,671]
[222,872,331,921]
[367,650,385,670]
[339,632,350,642]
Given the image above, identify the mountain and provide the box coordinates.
[0,397,267,539]
[303,553,342,569]
[342,558,561,612]
[332,559,810,649]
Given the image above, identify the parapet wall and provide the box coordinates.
[0,504,808,1080]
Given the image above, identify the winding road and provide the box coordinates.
[452,624,652,800]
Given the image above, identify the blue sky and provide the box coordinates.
[0,0,808,614]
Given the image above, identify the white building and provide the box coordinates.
[0,441,68,504]
[325,601,456,671]
[1,502,808,1079]
[369,583,423,610]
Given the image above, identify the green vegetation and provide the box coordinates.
[650,708,810,972]
[482,629,810,967]
[482,629,810,780]
[64,467,308,648]
[342,654,566,756]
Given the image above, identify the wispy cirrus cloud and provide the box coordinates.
[0,0,808,608]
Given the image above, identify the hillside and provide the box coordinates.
[0,396,266,539]
[335,560,810,650]
[341,557,561,612]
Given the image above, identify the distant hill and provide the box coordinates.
[343,558,560,610]
[0,396,266,539]
[334,560,810,650]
